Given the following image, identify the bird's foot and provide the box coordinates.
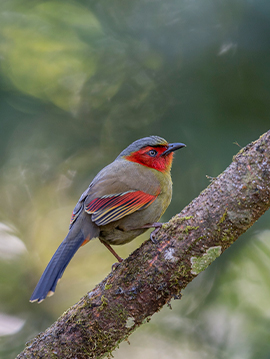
[112,262,121,271]
[150,223,162,243]
[141,222,163,243]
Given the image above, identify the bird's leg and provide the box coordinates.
[140,222,163,243]
[99,239,123,262]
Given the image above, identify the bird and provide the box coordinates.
[30,136,185,303]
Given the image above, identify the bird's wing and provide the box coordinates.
[70,159,161,228]
[84,190,157,226]
[69,187,90,228]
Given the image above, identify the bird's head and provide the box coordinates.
[118,136,186,173]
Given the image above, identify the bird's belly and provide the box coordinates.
[98,203,163,245]
[99,226,147,245]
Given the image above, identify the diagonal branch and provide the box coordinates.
[17,130,270,359]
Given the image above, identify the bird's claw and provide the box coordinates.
[150,233,158,244]
[112,262,121,271]
[150,223,162,243]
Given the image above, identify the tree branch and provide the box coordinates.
[18,130,270,359]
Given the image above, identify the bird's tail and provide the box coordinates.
[30,229,86,303]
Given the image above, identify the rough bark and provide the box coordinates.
[18,130,270,359]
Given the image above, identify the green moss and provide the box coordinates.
[221,233,229,241]
[169,264,190,287]
[113,304,129,320]
[98,295,108,311]
[185,235,206,254]
[218,209,227,224]
[178,215,194,222]
[100,302,129,328]
[220,229,234,243]
[183,225,199,234]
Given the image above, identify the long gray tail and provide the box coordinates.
[30,229,85,303]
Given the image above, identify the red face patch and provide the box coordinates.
[125,146,174,172]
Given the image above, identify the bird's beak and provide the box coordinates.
[161,142,186,156]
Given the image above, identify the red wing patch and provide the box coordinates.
[85,190,157,226]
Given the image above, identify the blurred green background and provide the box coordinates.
[0,0,270,358]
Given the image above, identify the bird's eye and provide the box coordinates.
[147,149,158,157]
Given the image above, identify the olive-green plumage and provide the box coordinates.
[30,136,185,302]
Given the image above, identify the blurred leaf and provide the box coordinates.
[0,2,102,111]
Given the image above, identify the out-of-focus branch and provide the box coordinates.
[17,130,270,359]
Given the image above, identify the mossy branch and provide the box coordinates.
[17,130,270,359]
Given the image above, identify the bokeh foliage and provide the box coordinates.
[0,0,270,358]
